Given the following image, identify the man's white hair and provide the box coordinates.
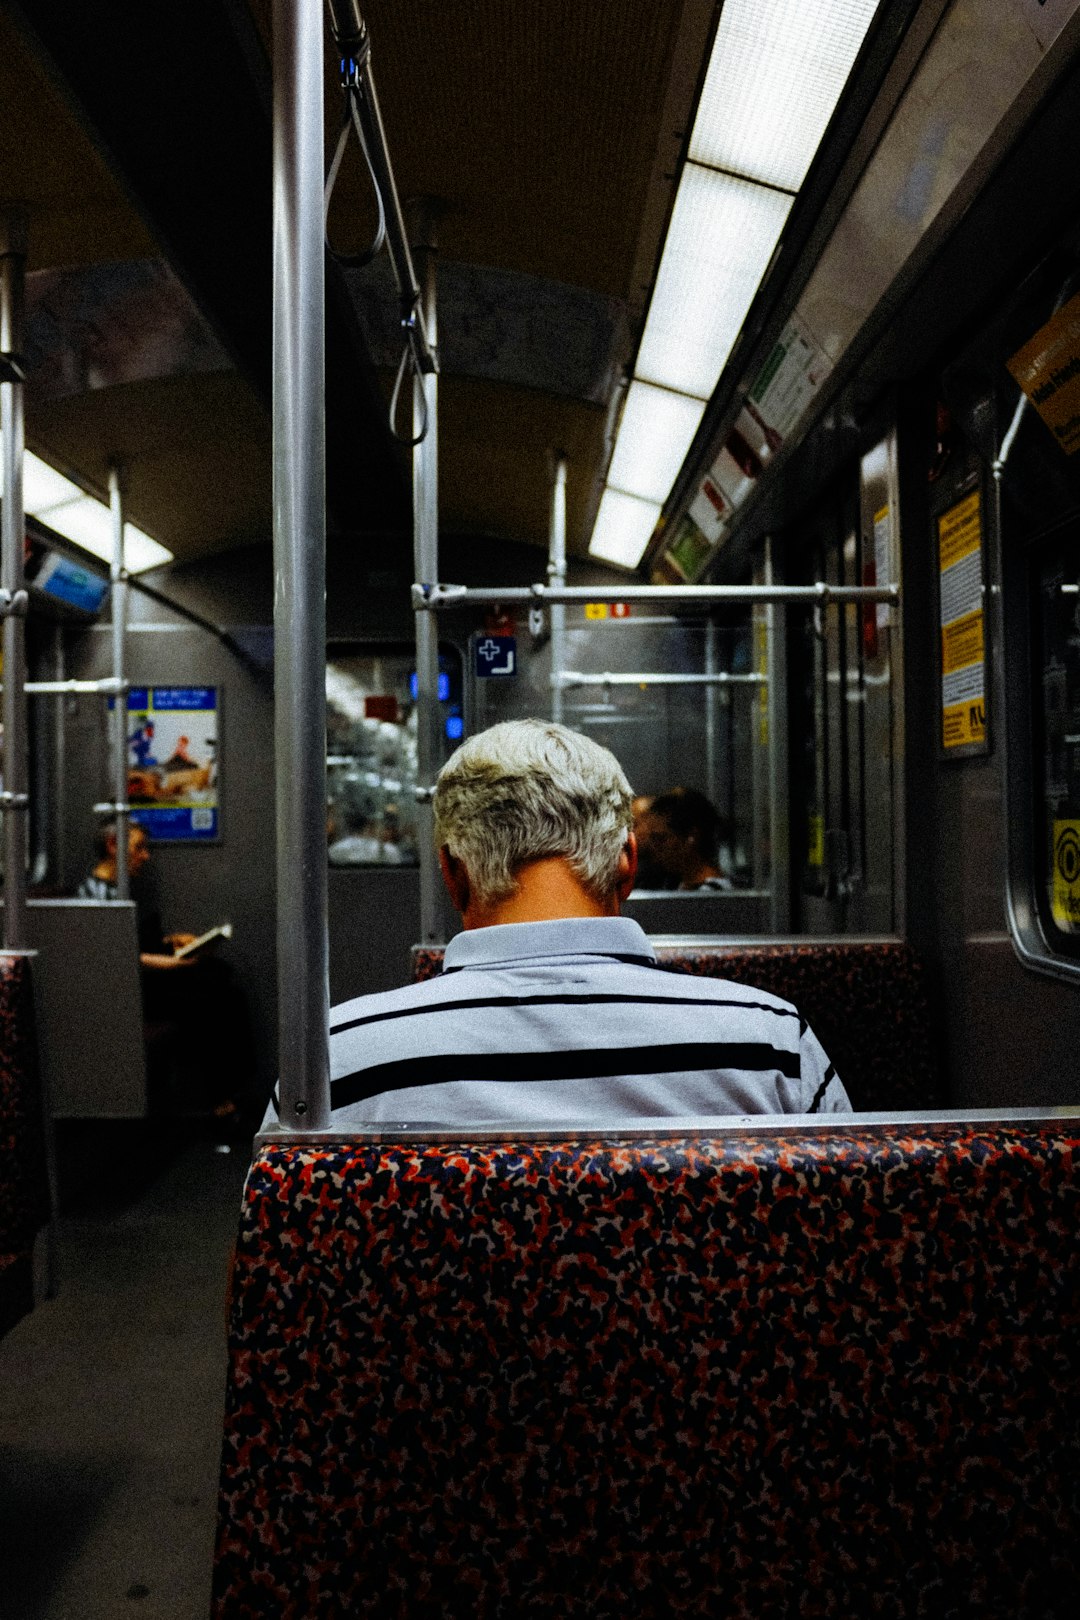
[433,719,634,905]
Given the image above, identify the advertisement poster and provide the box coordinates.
[125,686,219,840]
[938,491,987,754]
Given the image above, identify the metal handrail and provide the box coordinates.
[554,670,765,688]
[413,582,900,610]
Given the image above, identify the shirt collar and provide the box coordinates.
[442,916,657,972]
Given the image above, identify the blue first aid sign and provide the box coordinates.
[474,635,517,678]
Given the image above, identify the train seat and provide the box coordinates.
[411,937,942,1111]
[0,953,50,1340]
[213,1122,1080,1618]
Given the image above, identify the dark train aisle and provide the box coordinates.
[0,1129,248,1620]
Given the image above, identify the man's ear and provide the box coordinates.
[614,829,638,908]
[438,845,471,916]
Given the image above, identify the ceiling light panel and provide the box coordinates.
[635,165,792,400]
[2,439,173,572]
[607,382,706,504]
[690,0,880,192]
[588,488,662,569]
[123,527,173,573]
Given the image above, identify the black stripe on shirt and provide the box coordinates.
[330,991,798,1037]
[806,1064,838,1115]
[331,1041,801,1109]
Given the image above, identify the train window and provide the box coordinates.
[472,612,761,892]
[325,646,462,868]
[1032,540,1080,952]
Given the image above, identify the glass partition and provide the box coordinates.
[326,645,462,868]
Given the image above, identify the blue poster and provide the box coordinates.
[125,686,219,841]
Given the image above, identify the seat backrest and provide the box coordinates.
[0,953,49,1338]
[412,938,942,1110]
[214,1123,1080,1618]
[22,899,146,1118]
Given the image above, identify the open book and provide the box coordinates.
[173,922,233,960]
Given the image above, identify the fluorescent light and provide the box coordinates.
[1,437,173,572]
[607,382,706,504]
[122,525,173,573]
[23,454,78,513]
[35,495,113,556]
[635,165,792,399]
[690,0,880,192]
[588,488,661,569]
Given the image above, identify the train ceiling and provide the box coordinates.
[0,0,713,570]
[8,2,1078,584]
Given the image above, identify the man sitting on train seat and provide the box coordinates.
[274,720,850,1129]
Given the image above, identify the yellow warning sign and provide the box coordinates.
[938,490,987,751]
[1052,820,1080,929]
[807,813,824,868]
[942,698,986,750]
[1007,292,1080,455]
[941,609,984,675]
[938,491,981,569]
[584,603,608,620]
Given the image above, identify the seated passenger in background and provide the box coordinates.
[634,787,733,891]
[80,821,252,1121]
[276,720,849,1129]
[79,820,192,967]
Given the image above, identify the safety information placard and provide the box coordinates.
[1007,291,1080,455]
[938,490,987,752]
[873,504,892,627]
[748,312,832,449]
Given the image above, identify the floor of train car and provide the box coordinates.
[0,1120,250,1620]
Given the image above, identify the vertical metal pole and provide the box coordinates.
[412,207,441,945]
[48,623,65,888]
[704,616,719,808]
[1,212,29,949]
[108,466,130,899]
[272,0,329,1129]
[764,537,791,933]
[548,454,567,725]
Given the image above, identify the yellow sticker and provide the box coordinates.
[807,813,825,868]
[1052,820,1080,929]
[584,603,608,620]
[941,609,985,675]
[942,699,986,750]
[1007,293,1080,455]
[938,491,982,570]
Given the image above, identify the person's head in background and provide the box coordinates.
[94,819,151,882]
[634,787,726,890]
[433,720,637,928]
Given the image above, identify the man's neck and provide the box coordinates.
[464,858,617,930]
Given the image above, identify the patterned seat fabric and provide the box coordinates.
[214,1126,1080,1618]
[0,954,48,1340]
[411,939,942,1111]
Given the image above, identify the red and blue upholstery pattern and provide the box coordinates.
[412,939,942,1111]
[214,1123,1080,1617]
[0,953,49,1338]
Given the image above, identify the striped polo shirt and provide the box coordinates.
[276,916,850,1129]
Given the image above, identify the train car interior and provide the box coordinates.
[2,0,1080,1614]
